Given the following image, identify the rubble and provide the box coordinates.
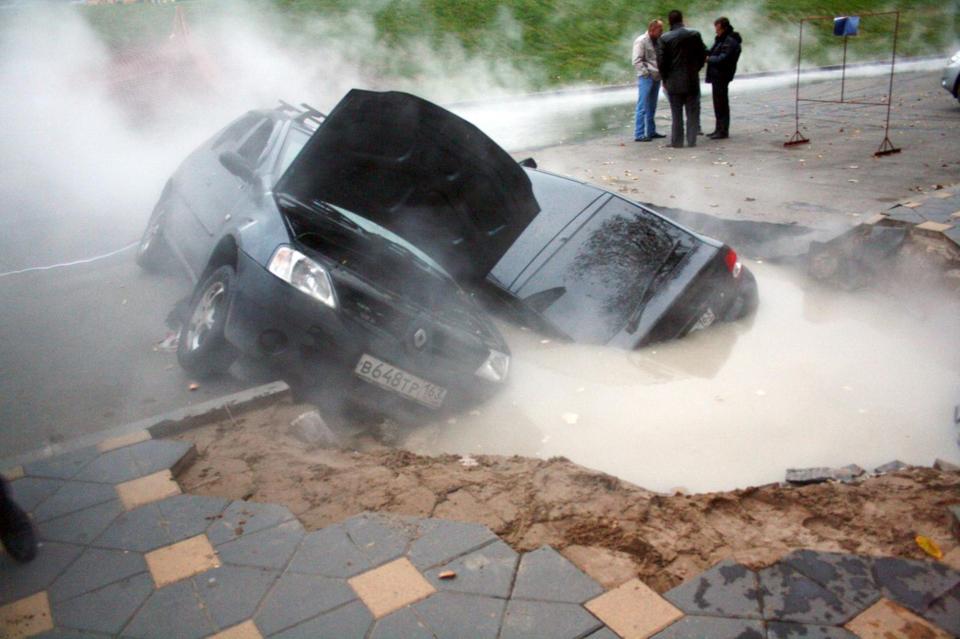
[288,410,341,448]
[874,460,909,474]
[785,464,865,485]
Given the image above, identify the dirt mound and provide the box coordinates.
[174,399,960,592]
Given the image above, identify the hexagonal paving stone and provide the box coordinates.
[50,572,154,636]
[254,572,356,636]
[270,600,373,639]
[193,564,278,631]
[24,448,101,481]
[651,616,765,639]
[216,520,305,570]
[767,621,859,638]
[207,501,296,546]
[407,518,497,570]
[121,578,215,639]
[127,440,194,477]
[511,546,604,604]
[287,523,372,578]
[783,550,881,610]
[33,481,119,523]
[155,493,230,542]
[758,562,861,625]
[37,500,123,546]
[9,477,66,512]
[0,542,84,605]
[48,547,146,603]
[92,502,173,553]
[871,556,960,615]
[664,559,762,619]
[918,583,960,637]
[344,513,418,568]
[414,591,506,639]
[31,630,114,638]
[500,599,603,639]
[424,539,518,598]
[369,608,435,639]
[584,629,620,639]
[72,448,142,484]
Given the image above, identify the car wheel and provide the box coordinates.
[177,265,238,377]
[136,202,172,271]
[724,268,758,321]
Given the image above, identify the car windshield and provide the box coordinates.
[513,197,695,344]
[276,127,311,178]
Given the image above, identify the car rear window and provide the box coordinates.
[515,196,696,344]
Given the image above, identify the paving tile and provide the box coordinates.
[758,562,860,625]
[270,600,373,639]
[919,583,960,637]
[145,534,220,587]
[664,559,762,619]
[407,518,497,570]
[844,598,953,638]
[414,592,506,639]
[32,630,115,638]
[344,512,418,567]
[121,578,215,639]
[193,564,277,631]
[586,578,683,639]
[37,499,123,546]
[92,503,172,552]
[97,431,151,453]
[155,493,230,542]
[127,439,194,477]
[48,547,147,603]
[116,470,181,511]
[369,608,436,639]
[871,555,960,614]
[0,591,54,639]
[651,616,765,639]
[0,542,84,605]
[348,557,436,619]
[424,539,517,598]
[943,547,960,572]
[72,448,142,484]
[767,621,859,638]
[50,572,154,635]
[9,477,67,513]
[216,520,304,570]
[287,523,372,578]
[500,599,603,639]
[209,620,263,639]
[511,546,605,604]
[32,481,119,523]
[254,572,355,636]
[783,550,881,611]
[584,629,620,639]
[207,501,295,546]
[3,465,25,481]
[24,448,100,481]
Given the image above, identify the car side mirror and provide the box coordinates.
[518,157,538,168]
[219,151,257,186]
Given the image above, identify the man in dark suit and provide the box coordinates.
[656,10,706,148]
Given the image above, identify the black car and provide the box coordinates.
[138,89,756,416]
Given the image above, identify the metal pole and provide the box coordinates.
[840,35,848,102]
[875,10,901,156]
[784,19,810,146]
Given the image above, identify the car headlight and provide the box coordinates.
[475,349,510,382]
[951,51,960,65]
[267,246,336,309]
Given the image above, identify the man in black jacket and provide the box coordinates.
[656,10,706,148]
[1,473,37,562]
[705,16,742,139]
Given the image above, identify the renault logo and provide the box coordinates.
[413,328,428,350]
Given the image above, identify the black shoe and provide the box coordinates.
[634,137,651,142]
[709,133,729,139]
[1,501,38,563]
[650,132,666,139]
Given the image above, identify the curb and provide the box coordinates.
[0,380,290,471]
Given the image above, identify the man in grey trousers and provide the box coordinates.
[656,9,706,148]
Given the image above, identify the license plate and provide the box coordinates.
[354,354,447,409]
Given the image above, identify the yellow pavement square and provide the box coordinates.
[586,578,683,639]
[915,221,954,233]
[844,598,952,638]
[116,469,181,510]
[348,557,436,619]
[0,591,53,639]
[207,620,263,639]
[97,430,151,453]
[2,465,25,481]
[146,534,220,587]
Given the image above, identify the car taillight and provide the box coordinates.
[724,248,742,278]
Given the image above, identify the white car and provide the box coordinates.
[943,51,960,102]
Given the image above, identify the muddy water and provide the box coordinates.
[406,263,960,493]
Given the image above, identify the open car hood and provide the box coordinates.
[275,89,541,283]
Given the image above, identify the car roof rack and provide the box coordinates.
[277,100,327,126]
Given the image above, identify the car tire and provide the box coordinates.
[725,268,758,321]
[177,265,238,378]
[136,201,172,272]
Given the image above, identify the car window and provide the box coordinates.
[211,114,261,150]
[515,196,696,344]
[236,120,275,165]
[276,127,312,178]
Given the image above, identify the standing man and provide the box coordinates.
[632,19,665,142]
[706,16,742,139]
[1,474,37,562]
[656,10,706,148]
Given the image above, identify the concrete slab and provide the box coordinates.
[407,518,497,570]
[758,562,860,625]
[650,616,765,638]
[269,600,373,639]
[511,546,605,604]
[216,519,304,570]
[155,493,230,542]
[127,439,194,477]
[72,448,142,484]
[254,572,355,636]
[23,448,100,481]
[340,513,417,568]
[207,500,296,546]
[37,499,123,546]
[121,578,215,639]
[369,607,435,639]
[663,559,762,619]
[783,550,881,610]
[92,502,173,553]
[32,481,119,523]
[871,556,960,614]
[424,538,518,598]
[287,523,373,578]
[413,591,506,639]
[49,573,154,636]
[48,547,146,603]
[500,599,604,639]
[193,564,278,631]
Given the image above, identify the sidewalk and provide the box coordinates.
[2,431,958,638]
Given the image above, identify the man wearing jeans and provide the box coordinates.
[656,10,706,148]
[632,19,665,142]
